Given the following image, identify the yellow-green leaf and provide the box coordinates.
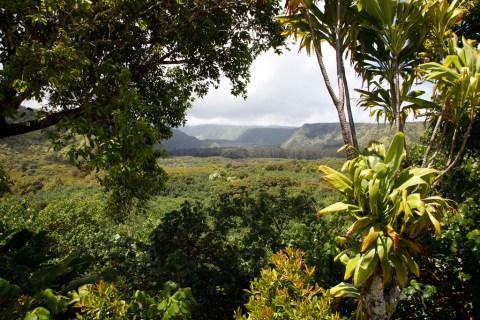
[318,202,360,215]
[345,253,361,280]
[361,227,380,253]
[346,216,372,236]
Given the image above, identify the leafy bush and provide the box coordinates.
[235,247,344,320]
[70,280,195,320]
[395,197,480,319]
[0,228,93,319]
[148,186,331,319]
[148,201,244,319]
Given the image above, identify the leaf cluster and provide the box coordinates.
[318,133,452,291]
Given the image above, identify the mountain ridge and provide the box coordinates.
[171,122,425,150]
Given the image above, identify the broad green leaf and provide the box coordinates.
[376,234,389,262]
[385,132,405,175]
[399,252,420,277]
[368,175,381,216]
[328,282,360,299]
[380,258,393,286]
[393,175,428,193]
[345,253,361,280]
[318,165,353,195]
[354,248,378,286]
[318,202,360,215]
[390,255,408,287]
[427,211,442,236]
[346,216,372,236]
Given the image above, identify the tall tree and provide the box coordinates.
[0,0,283,205]
[350,0,429,134]
[277,0,358,158]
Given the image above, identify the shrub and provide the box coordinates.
[235,247,344,320]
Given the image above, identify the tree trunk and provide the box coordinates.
[422,108,444,168]
[341,60,358,149]
[394,59,403,134]
[336,0,358,150]
[305,7,355,159]
[433,108,477,187]
[363,275,400,320]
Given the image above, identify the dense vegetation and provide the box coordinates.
[1,0,480,319]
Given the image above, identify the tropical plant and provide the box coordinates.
[419,36,480,185]
[355,75,432,125]
[351,0,430,134]
[318,132,452,319]
[235,247,344,320]
[0,228,95,319]
[276,0,358,157]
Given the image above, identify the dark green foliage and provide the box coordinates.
[395,198,480,319]
[149,201,241,319]
[147,185,337,319]
[221,148,250,159]
[0,227,93,318]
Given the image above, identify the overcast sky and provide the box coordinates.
[186,42,373,127]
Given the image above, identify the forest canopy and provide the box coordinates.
[0,0,284,202]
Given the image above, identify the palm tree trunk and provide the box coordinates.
[341,60,358,149]
[394,59,403,133]
[336,0,358,150]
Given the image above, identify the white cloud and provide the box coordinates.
[187,43,374,126]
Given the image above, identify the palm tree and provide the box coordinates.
[350,0,429,134]
[277,0,358,158]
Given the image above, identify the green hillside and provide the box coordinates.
[235,127,297,147]
[159,129,214,150]
[281,122,426,150]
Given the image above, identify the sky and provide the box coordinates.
[23,41,428,127]
[186,42,374,127]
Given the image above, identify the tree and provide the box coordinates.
[276,0,358,158]
[350,0,429,134]
[319,133,451,319]
[419,35,480,185]
[0,0,283,206]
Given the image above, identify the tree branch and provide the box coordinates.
[433,108,476,187]
[0,108,83,138]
